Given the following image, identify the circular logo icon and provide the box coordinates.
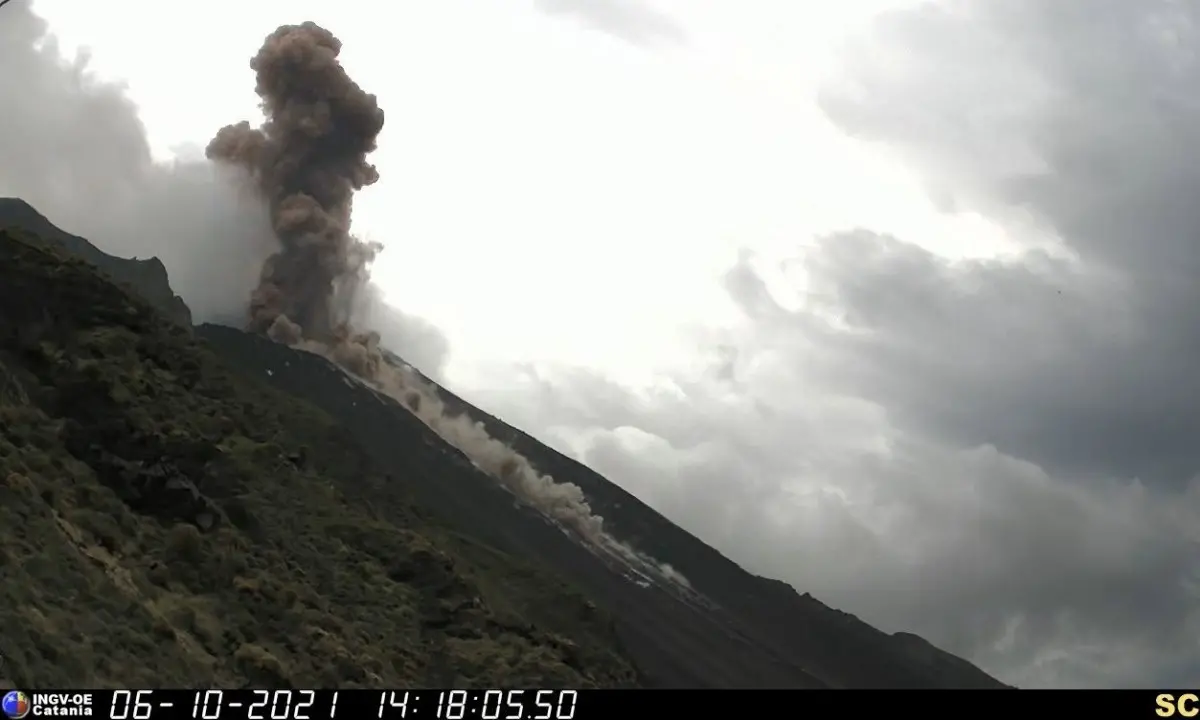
[1,691,29,720]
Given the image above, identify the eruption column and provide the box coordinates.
[206,22,385,343]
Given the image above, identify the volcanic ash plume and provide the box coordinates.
[208,23,693,594]
[205,22,385,343]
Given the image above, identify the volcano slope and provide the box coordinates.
[198,332,1005,689]
[0,202,1009,688]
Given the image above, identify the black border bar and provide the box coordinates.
[5,688,1198,720]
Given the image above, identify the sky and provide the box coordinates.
[4,0,1199,688]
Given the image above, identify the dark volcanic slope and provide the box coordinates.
[2,202,1008,688]
[0,226,637,688]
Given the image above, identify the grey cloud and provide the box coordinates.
[813,0,1200,487]
[783,0,1200,680]
[463,0,1200,686]
[0,3,450,376]
[0,5,273,324]
[534,0,685,46]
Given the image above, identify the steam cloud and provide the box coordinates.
[206,24,691,590]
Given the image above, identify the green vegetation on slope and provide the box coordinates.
[0,228,638,688]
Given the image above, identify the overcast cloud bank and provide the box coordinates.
[465,0,1200,687]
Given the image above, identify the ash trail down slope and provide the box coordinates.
[391,358,1013,689]
[0,223,639,688]
[200,324,824,688]
[208,327,1007,689]
[202,333,1005,689]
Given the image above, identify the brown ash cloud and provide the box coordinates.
[205,22,385,343]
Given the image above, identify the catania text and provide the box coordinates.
[30,693,94,716]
